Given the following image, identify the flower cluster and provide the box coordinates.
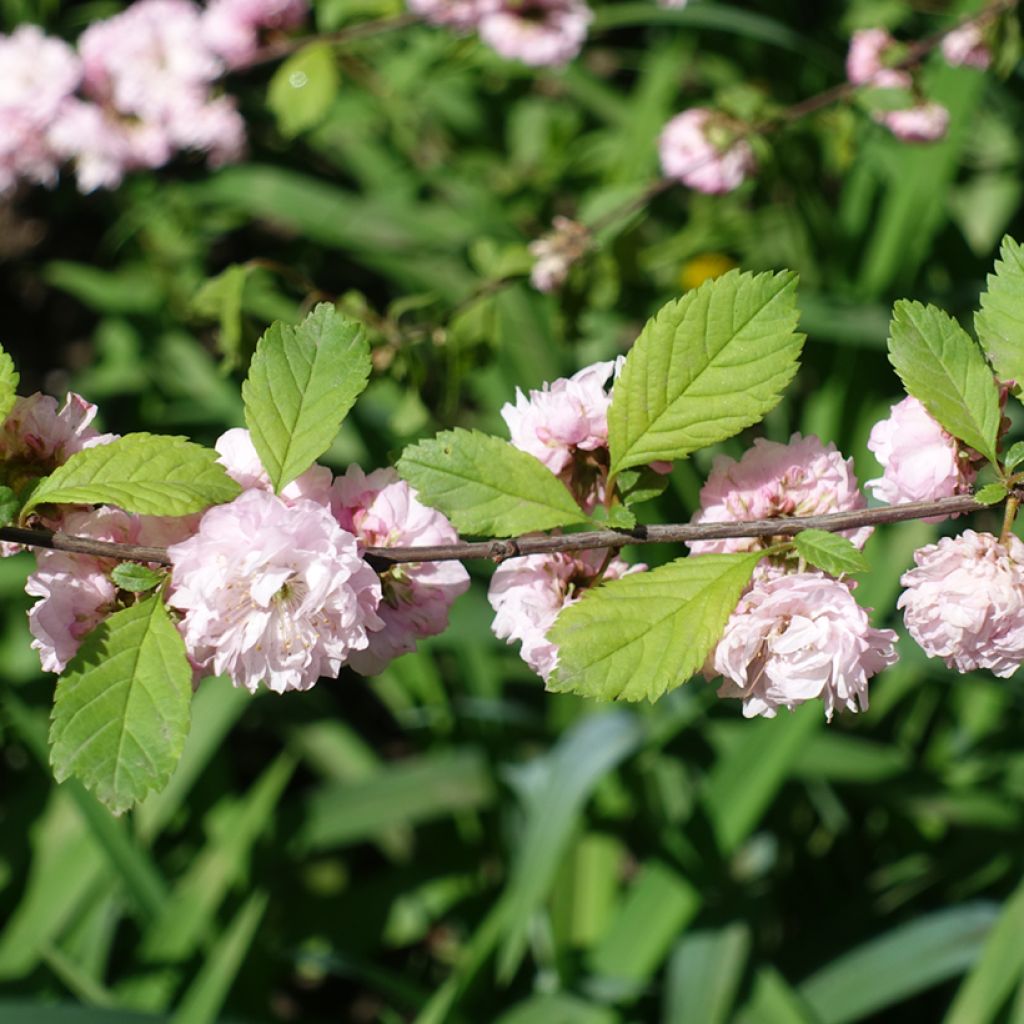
[20,411,468,694]
[0,0,308,196]
[658,108,756,194]
[408,0,592,67]
[692,432,896,720]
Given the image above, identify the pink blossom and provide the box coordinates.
[866,396,977,516]
[942,23,991,70]
[408,0,494,30]
[215,427,333,507]
[488,548,643,680]
[332,465,470,675]
[477,0,592,66]
[48,100,139,193]
[879,102,949,142]
[167,489,383,693]
[845,28,912,88]
[899,530,1024,678]
[658,108,756,194]
[201,0,308,67]
[688,433,871,557]
[0,392,116,475]
[529,216,589,293]
[708,572,898,720]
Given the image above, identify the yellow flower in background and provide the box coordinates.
[679,252,737,291]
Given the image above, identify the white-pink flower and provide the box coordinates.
[408,0,494,30]
[332,465,470,675]
[708,572,898,720]
[215,427,333,507]
[899,530,1024,678]
[879,102,949,143]
[201,0,308,67]
[0,392,116,474]
[845,28,912,88]
[167,489,382,693]
[529,216,589,293]
[477,0,592,66]
[688,433,872,557]
[942,23,991,70]
[866,396,977,516]
[488,548,643,680]
[658,108,756,195]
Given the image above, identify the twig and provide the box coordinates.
[0,493,995,568]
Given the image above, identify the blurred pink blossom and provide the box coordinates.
[658,108,755,194]
[845,28,912,88]
[688,433,872,558]
[866,396,977,516]
[488,548,643,680]
[942,22,991,70]
[332,465,470,675]
[201,0,308,67]
[529,216,589,293]
[477,0,592,66]
[708,572,898,720]
[408,0,495,30]
[899,530,1024,678]
[167,489,383,693]
[879,101,949,142]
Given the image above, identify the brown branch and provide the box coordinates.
[0,493,994,569]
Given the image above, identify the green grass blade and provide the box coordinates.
[661,925,751,1024]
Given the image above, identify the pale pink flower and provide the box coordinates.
[477,0,592,66]
[658,108,756,194]
[488,548,643,680]
[47,100,138,193]
[408,0,494,30]
[708,572,898,720]
[201,0,308,67]
[0,392,116,475]
[879,102,949,142]
[845,28,912,88]
[167,489,383,693]
[942,23,991,70]
[332,466,470,675]
[529,216,589,293]
[866,396,977,517]
[899,530,1024,678]
[215,427,333,507]
[688,433,872,557]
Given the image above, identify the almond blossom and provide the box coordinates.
[899,531,1024,678]
[687,433,872,559]
[879,102,950,143]
[658,108,756,194]
[215,427,333,507]
[408,0,494,30]
[167,489,383,693]
[866,396,978,516]
[477,0,592,66]
[332,465,470,675]
[488,548,643,680]
[708,572,898,720]
[845,28,911,88]
[201,0,308,67]
[942,23,991,70]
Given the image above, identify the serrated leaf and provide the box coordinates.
[618,465,671,507]
[976,236,1024,395]
[267,42,339,139]
[396,429,591,536]
[110,563,166,593]
[888,301,1001,465]
[242,303,371,493]
[1005,441,1024,473]
[0,484,18,526]
[975,482,1008,506]
[794,529,869,576]
[49,596,193,814]
[547,552,761,702]
[23,433,240,517]
[608,270,804,476]
[0,344,19,424]
[590,503,637,528]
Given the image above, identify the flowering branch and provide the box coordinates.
[0,492,998,568]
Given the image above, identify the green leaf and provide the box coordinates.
[617,465,671,507]
[608,270,804,476]
[0,344,19,424]
[267,43,340,139]
[192,264,251,371]
[976,235,1024,395]
[23,433,240,517]
[1005,441,1024,473]
[590,503,637,528]
[110,563,166,593]
[794,530,869,575]
[975,482,1009,506]
[242,303,371,492]
[0,484,19,526]
[888,300,1001,464]
[396,429,591,536]
[49,596,194,815]
[547,552,761,702]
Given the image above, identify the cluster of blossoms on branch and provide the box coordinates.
[0,0,308,195]
[12,394,469,692]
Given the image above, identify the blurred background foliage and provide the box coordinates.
[2,0,1024,1021]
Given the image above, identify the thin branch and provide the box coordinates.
[0,493,995,568]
